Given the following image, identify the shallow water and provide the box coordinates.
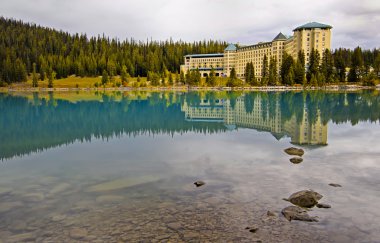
[0,91,380,242]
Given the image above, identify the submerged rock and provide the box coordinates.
[70,228,88,239]
[51,214,67,222]
[284,147,304,156]
[289,157,303,164]
[329,183,342,187]
[95,195,124,203]
[283,190,322,208]
[49,183,71,194]
[7,232,36,242]
[87,176,160,192]
[0,187,13,196]
[23,193,45,202]
[194,181,205,187]
[281,206,318,222]
[267,210,276,217]
[316,203,331,209]
[0,202,23,213]
[245,225,259,233]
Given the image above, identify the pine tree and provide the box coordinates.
[268,57,278,86]
[348,46,363,82]
[261,54,269,86]
[168,73,173,85]
[307,49,320,83]
[32,63,38,87]
[120,65,128,83]
[208,68,216,86]
[101,70,109,85]
[180,70,185,84]
[48,70,55,88]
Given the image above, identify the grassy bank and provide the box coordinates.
[1,75,379,92]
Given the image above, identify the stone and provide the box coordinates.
[9,220,27,232]
[283,190,323,208]
[49,183,70,194]
[167,222,181,231]
[281,206,318,222]
[194,181,205,187]
[95,195,124,203]
[246,225,259,233]
[87,176,160,192]
[289,157,303,164]
[329,183,342,187]
[0,187,12,196]
[24,192,45,202]
[284,147,304,156]
[267,210,276,217]
[69,228,88,239]
[0,202,23,213]
[316,203,331,208]
[51,214,67,222]
[7,232,36,242]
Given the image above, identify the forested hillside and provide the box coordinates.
[0,17,379,86]
[0,17,226,83]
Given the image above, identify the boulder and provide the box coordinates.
[194,181,205,187]
[289,157,303,164]
[281,206,318,222]
[284,190,322,208]
[284,147,304,156]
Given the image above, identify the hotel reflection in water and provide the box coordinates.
[181,96,327,146]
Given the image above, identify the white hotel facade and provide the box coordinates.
[180,22,332,81]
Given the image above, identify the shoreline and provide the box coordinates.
[1,84,379,92]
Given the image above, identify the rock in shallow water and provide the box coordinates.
[194,181,205,187]
[95,195,124,203]
[87,176,160,192]
[281,206,318,222]
[289,157,303,164]
[283,190,322,208]
[329,183,342,187]
[284,147,304,156]
[70,228,88,239]
[316,203,331,208]
[0,187,13,196]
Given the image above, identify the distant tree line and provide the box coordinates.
[0,17,226,85]
[1,17,379,87]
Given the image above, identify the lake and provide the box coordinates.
[0,90,380,242]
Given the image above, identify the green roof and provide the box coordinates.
[293,22,332,31]
[273,32,287,41]
[225,44,237,51]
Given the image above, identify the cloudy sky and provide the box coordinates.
[1,0,379,49]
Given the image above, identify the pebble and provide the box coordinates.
[69,228,88,239]
[194,181,205,187]
[51,214,67,222]
[7,232,36,242]
[316,203,331,209]
[49,183,71,194]
[329,183,342,187]
[95,195,124,203]
[167,222,181,231]
[24,192,45,202]
[0,187,13,196]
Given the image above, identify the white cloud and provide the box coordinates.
[0,0,379,48]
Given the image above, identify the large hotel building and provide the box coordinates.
[181,22,332,80]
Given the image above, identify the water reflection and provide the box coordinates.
[1,90,380,160]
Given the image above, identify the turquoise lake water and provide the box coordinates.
[0,91,379,242]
